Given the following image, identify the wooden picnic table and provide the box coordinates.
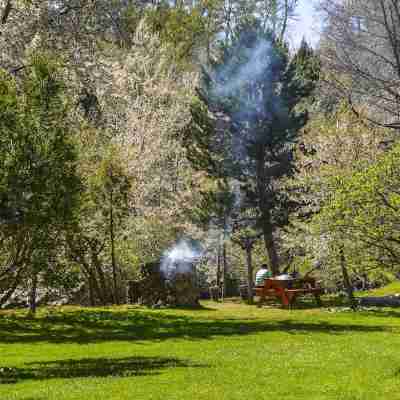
[255,277,323,308]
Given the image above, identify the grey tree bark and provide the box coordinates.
[28,272,38,316]
[245,242,254,305]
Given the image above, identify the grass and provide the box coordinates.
[356,281,400,297]
[0,300,399,400]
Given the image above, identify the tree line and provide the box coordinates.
[0,0,399,311]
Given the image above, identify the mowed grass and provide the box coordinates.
[357,281,400,297]
[0,300,399,400]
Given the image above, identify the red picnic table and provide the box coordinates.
[255,277,323,308]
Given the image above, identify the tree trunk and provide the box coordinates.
[262,224,280,276]
[69,236,108,305]
[80,259,106,306]
[216,243,221,291]
[88,276,95,306]
[90,248,110,305]
[1,0,12,25]
[0,285,17,308]
[246,244,254,305]
[28,272,38,316]
[88,269,105,305]
[256,145,280,275]
[0,268,22,308]
[279,0,289,41]
[110,190,118,305]
[222,239,227,300]
[339,246,357,310]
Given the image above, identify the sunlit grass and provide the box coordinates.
[357,281,400,297]
[0,301,399,400]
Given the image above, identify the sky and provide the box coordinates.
[289,0,321,48]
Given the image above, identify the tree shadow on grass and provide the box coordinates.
[0,307,397,345]
[357,309,400,318]
[0,355,203,384]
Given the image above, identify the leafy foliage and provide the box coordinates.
[318,142,400,273]
[0,54,81,306]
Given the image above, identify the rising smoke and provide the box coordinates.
[211,34,284,162]
[214,38,274,101]
[160,239,203,279]
[160,32,284,274]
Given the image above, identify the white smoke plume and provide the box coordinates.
[214,38,273,105]
[160,239,203,279]
[160,36,281,275]
[210,36,284,167]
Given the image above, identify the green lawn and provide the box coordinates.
[0,301,399,400]
[357,281,400,297]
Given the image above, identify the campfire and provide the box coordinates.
[128,240,202,307]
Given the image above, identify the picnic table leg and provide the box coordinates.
[284,291,298,309]
[277,288,290,308]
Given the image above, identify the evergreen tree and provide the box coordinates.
[0,54,81,311]
[189,29,318,274]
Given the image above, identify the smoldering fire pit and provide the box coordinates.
[161,240,201,307]
[128,240,202,307]
[164,271,200,307]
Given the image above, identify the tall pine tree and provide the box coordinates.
[187,29,319,274]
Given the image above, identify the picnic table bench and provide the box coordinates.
[255,277,323,308]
